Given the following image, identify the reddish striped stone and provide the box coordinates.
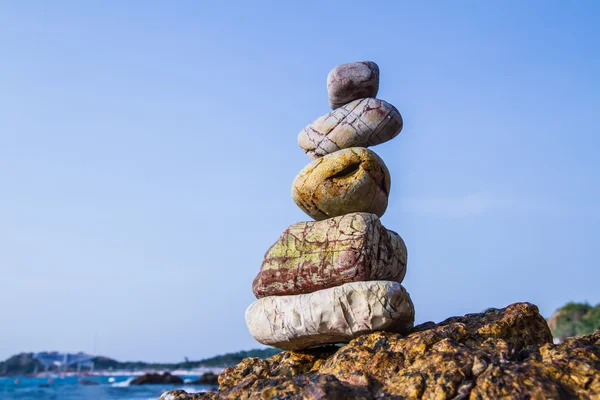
[252,213,407,298]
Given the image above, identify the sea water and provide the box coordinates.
[0,376,214,400]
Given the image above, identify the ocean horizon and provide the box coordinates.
[0,375,213,400]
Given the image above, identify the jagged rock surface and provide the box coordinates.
[160,303,600,400]
[327,61,380,109]
[253,212,407,298]
[292,147,390,221]
[246,281,414,350]
[159,390,214,400]
[298,98,403,159]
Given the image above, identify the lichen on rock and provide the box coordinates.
[160,302,600,399]
[253,212,407,298]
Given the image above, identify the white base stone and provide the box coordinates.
[245,281,414,350]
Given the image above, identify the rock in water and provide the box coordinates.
[292,148,390,220]
[187,371,219,385]
[245,281,414,350]
[327,61,380,109]
[298,98,403,159]
[131,372,183,385]
[253,213,407,298]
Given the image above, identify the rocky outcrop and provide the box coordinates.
[292,147,390,221]
[131,372,183,385]
[246,281,414,350]
[253,213,407,298]
[159,303,600,399]
[188,371,219,385]
[298,98,403,159]
[327,61,380,109]
[159,391,213,400]
[0,353,44,376]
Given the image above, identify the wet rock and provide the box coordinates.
[245,281,414,351]
[327,61,379,109]
[187,371,219,385]
[78,379,99,385]
[163,303,600,399]
[131,372,183,385]
[253,212,407,298]
[298,98,403,159]
[159,390,215,400]
[292,147,390,220]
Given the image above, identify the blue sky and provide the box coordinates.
[0,1,598,362]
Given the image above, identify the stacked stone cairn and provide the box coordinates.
[245,61,415,351]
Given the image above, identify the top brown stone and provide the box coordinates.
[327,61,379,109]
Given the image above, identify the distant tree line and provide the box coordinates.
[0,353,44,376]
[549,302,600,341]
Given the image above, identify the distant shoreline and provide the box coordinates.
[0,348,280,377]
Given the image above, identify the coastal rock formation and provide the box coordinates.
[253,212,407,298]
[298,98,403,159]
[245,281,414,350]
[188,371,219,385]
[292,147,390,220]
[159,302,600,400]
[159,391,215,400]
[131,372,183,385]
[327,61,380,109]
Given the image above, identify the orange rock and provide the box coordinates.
[292,148,390,221]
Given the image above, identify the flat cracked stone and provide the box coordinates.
[292,147,390,221]
[298,98,403,159]
[253,213,407,298]
[245,281,415,350]
[327,61,379,109]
